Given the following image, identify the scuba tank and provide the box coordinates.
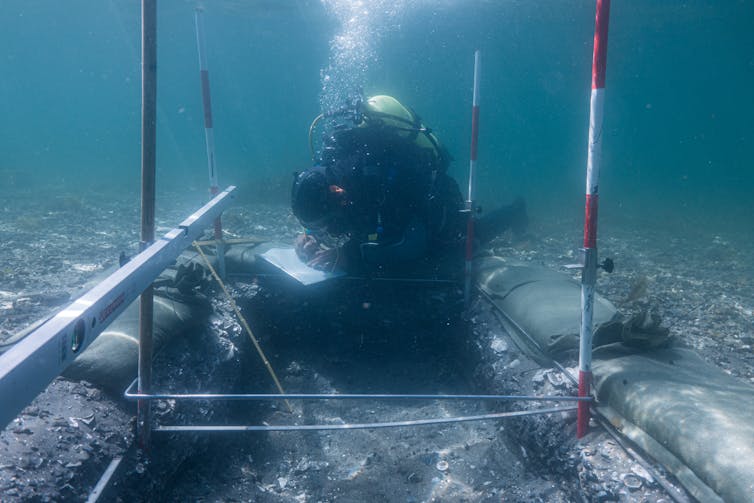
[309,95,451,172]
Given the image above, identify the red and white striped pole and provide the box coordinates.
[578,0,611,439]
[194,8,225,276]
[464,49,481,308]
[194,8,219,197]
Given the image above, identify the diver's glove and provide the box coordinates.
[155,261,207,295]
[295,233,321,262]
[154,261,208,294]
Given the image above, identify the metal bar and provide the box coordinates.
[138,0,157,452]
[122,383,591,403]
[155,406,578,433]
[137,287,154,451]
[227,272,459,285]
[129,393,590,403]
[0,186,236,431]
[194,7,226,279]
[578,0,611,439]
[86,456,124,503]
[318,275,458,285]
[464,49,481,307]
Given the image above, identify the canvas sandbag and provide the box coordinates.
[476,257,622,358]
[225,241,289,275]
[62,292,209,392]
[593,344,754,503]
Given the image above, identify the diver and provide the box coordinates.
[291,94,527,275]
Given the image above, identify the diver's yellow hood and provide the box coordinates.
[362,95,442,156]
[364,95,415,125]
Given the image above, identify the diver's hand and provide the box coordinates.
[295,233,320,262]
[306,247,339,271]
[295,233,345,271]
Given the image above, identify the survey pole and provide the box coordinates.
[464,50,481,308]
[578,0,611,439]
[138,0,157,452]
[194,7,226,278]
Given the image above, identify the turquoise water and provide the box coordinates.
[1,0,752,235]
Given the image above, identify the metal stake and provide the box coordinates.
[194,7,226,278]
[138,0,157,452]
[464,50,481,308]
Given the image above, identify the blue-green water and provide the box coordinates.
[1,0,752,235]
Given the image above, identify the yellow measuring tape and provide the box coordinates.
[193,242,292,413]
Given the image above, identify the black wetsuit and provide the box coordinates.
[316,124,465,273]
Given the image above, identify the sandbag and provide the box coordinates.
[593,344,754,503]
[60,242,270,392]
[225,241,289,275]
[62,292,209,393]
[475,257,622,357]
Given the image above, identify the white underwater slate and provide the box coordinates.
[258,247,345,286]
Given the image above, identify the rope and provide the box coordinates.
[193,241,292,412]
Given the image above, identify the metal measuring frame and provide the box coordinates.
[0,186,237,431]
[123,379,588,433]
